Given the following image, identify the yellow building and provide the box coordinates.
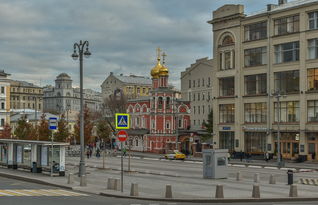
[101,72,152,100]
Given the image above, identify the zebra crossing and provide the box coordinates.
[0,189,87,197]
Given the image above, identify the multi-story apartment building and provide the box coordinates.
[9,80,43,112]
[0,71,10,131]
[209,0,318,160]
[181,57,213,131]
[101,72,152,100]
[43,73,102,114]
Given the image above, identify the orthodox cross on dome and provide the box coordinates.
[156,47,161,61]
[162,52,167,64]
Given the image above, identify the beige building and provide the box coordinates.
[209,0,318,160]
[9,80,43,112]
[101,72,152,100]
[0,71,11,131]
[181,57,213,130]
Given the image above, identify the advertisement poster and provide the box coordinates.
[17,146,22,163]
[41,146,48,166]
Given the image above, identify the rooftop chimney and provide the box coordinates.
[278,0,287,5]
[267,4,277,11]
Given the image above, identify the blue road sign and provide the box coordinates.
[49,117,58,130]
[115,113,130,129]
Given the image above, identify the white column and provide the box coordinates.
[230,50,234,69]
[59,146,65,175]
[7,143,13,168]
[31,144,37,165]
[221,52,225,70]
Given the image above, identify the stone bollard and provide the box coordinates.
[114,178,121,191]
[252,184,260,198]
[80,175,87,187]
[269,174,276,184]
[289,184,298,197]
[130,183,139,196]
[236,171,242,181]
[67,173,74,184]
[107,178,114,189]
[254,173,260,183]
[215,184,224,199]
[165,184,173,198]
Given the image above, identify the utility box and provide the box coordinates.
[203,149,228,179]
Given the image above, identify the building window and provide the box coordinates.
[275,41,299,63]
[219,131,234,152]
[308,38,318,59]
[197,93,200,101]
[158,97,163,109]
[1,102,4,109]
[308,11,318,30]
[244,21,267,41]
[202,105,205,114]
[166,97,170,109]
[208,77,211,87]
[274,70,299,94]
[219,77,234,97]
[219,104,235,123]
[189,80,191,88]
[244,47,267,67]
[0,119,4,126]
[193,106,196,114]
[274,101,299,123]
[245,132,266,153]
[308,68,318,91]
[244,103,267,123]
[274,15,299,36]
[245,74,267,95]
[202,93,205,101]
[220,51,235,70]
[166,121,170,129]
[0,87,4,94]
[308,100,318,122]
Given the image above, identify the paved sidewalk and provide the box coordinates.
[1,159,318,202]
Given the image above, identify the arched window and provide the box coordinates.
[222,35,234,46]
[158,97,163,109]
[166,97,170,109]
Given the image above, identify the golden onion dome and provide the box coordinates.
[150,60,161,79]
[159,64,169,76]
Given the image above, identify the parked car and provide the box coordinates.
[164,150,186,160]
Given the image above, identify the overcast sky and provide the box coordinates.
[1,0,279,91]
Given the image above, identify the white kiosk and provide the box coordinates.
[203,149,228,179]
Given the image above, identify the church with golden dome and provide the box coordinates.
[126,48,192,154]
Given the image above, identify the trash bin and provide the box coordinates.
[32,162,37,173]
[287,169,293,185]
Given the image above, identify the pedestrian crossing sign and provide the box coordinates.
[115,113,130,129]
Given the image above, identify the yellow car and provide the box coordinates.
[164,150,186,160]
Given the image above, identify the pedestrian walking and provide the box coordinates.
[86,150,90,159]
[265,152,269,162]
[239,151,243,162]
[123,147,127,157]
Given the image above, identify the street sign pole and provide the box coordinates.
[51,131,53,177]
[121,141,123,192]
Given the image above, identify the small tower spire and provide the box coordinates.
[156,47,161,61]
[162,52,167,65]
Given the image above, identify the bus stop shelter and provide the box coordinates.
[0,139,69,176]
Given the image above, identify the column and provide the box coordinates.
[31,144,38,171]
[7,143,13,168]
[59,146,65,176]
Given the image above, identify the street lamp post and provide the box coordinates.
[71,40,91,178]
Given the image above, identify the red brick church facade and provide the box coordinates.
[126,49,191,154]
